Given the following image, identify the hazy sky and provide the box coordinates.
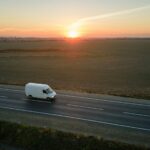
[0,0,150,37]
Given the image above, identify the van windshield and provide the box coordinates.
[45,88,53,94]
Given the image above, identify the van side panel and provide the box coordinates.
[25,84,48,99]
[25,83,56,99]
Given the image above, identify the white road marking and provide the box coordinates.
[22,98,52,104]
[0,87,150,107]
[0,87,23,92]
[67,104,103,111]
[0,97,52,104]
[123,112,150,117]
[59,94,150,107]
[0,105,150,132]
[0,96,7,98]
[0,98,24,104]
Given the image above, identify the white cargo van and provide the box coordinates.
[25,83,56,101]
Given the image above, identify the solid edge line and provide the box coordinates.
[0,106,150,132]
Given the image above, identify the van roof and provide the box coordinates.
[26,83,50,89]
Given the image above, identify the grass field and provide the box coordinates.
[0,38,150,99]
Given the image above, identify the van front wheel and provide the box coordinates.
[47,97,53,102]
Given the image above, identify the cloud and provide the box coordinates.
[70,5,150,29]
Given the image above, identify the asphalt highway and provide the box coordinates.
[0,86,150,133]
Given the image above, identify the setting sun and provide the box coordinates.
[68,30,79,38]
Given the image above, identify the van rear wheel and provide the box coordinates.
[28,95,33,99]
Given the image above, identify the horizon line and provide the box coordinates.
[0,36,150,39]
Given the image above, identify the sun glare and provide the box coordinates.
[68,30,79,38]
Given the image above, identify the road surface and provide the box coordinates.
[0,85,150,146]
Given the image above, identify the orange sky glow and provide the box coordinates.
[0,0,150,38]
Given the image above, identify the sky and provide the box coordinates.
[0,0,150,38]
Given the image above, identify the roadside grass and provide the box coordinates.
[0,39,150,100]
[0,109,150,147]
[0,119,149,150]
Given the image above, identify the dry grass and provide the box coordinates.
[0,38,150,99]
